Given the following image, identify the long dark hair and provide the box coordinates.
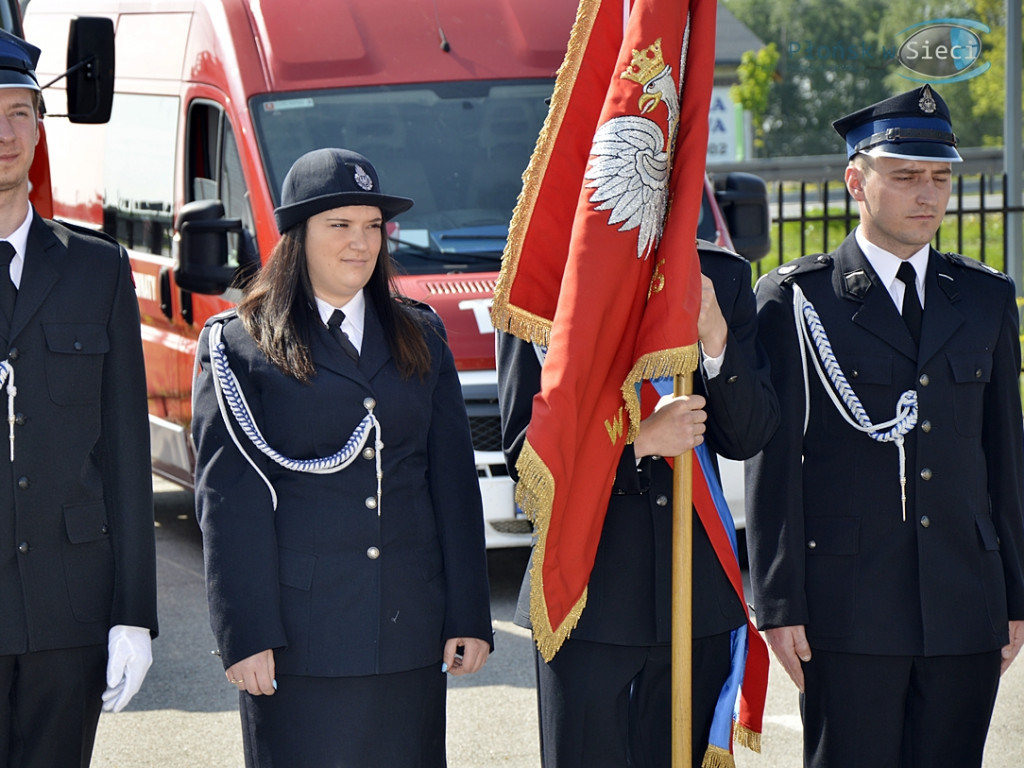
[237,220,431,382]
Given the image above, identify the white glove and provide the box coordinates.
[102,624,153,713]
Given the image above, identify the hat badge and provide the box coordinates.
[353,165,374,191]
[918,86,937,114]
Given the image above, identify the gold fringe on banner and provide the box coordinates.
[733,724,762,753]
[621,344,701,442]
[493,307,552,350]
[701,745,736,768]
[514,439,588,662]
[490,0,600,345]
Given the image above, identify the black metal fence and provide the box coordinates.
[709,148,1024,280]
[755,172,1024,280]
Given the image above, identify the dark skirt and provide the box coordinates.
[239,664,447,768]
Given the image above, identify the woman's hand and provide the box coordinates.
[225,648,277,695]
[443,637,490,676]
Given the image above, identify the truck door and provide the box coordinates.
[146,99,261,487]
[183,99,259,312]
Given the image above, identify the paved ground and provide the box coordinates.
[87,478,1024,767]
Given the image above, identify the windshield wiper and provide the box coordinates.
[388,235,502,263]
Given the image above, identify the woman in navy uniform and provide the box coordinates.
[192,148,493,767]
[747,86,1024,768]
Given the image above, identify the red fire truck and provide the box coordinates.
[24,0,769,547]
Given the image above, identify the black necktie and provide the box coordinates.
[327,309,359,361]
[896,261,922,345]
[0,242,16,324]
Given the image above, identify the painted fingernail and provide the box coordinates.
[272,679,278,690]
[441,662,449,673]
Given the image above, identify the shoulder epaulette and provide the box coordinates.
[768,253,833,285]
[696,238,745,263]
[396,295,438,315]
[52,218,121,249]
[939,251,1009,281]
[204,308,239,328]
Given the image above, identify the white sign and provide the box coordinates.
[707,87,740,162]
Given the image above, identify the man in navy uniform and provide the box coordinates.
[0,30,157,767]
[747,84,1024,768]
[499,243,779,768]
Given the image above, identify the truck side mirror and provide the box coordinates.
[714,172,771,262]
[174,200,243,295]
[65,17,115,124]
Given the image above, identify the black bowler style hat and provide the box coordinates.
[274,148,414,233]
[832,84,961,163]
[0,29,40,92]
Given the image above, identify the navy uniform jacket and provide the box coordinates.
[747,233,1024,656]
[499,243,779,644]
[192,298,493,675]
[0,213,157,654]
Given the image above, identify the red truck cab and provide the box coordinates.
[25,0,769,546]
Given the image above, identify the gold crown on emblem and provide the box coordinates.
[621,37,666,85]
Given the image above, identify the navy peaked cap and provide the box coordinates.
[832,85,961,162]
[0,29,40,92]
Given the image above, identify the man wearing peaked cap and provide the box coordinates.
[832,83,962,163]
[0,29,157,768]
[747,84,1024,768]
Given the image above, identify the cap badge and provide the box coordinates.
[918,86,937,115]
[353,165,374,191]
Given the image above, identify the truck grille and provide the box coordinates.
[423,277,498,295]
[469,414,503,453]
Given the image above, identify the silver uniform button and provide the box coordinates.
[807,540,817,550]
[655,495,668,507]
[363,397,376,410]
[920,468,933,481]
[365,496,378,510]
[920,420,931,433]
[918,374,930,386]
[366,547,380,559]
[920,516,930,528]
[362,447,375,460]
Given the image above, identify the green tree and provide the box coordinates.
[879,0,1006,146]
[965,0,1023,146]
[723,0,1011,156]
[731,43,780,154]
[724,0,893,157]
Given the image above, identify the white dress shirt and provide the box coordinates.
[315,290,366,354]
[3,206,33,289]
[855,226,929,312]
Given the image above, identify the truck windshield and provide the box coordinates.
[251,80,717,275]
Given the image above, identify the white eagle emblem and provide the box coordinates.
[585,37,684,260]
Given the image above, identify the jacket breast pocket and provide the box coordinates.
[947,352,991,437]
[818,355,892,435]
[43,323,109,405]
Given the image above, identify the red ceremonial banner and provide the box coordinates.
[492,0,714,659]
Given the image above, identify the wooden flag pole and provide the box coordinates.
[671,371,694,768]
